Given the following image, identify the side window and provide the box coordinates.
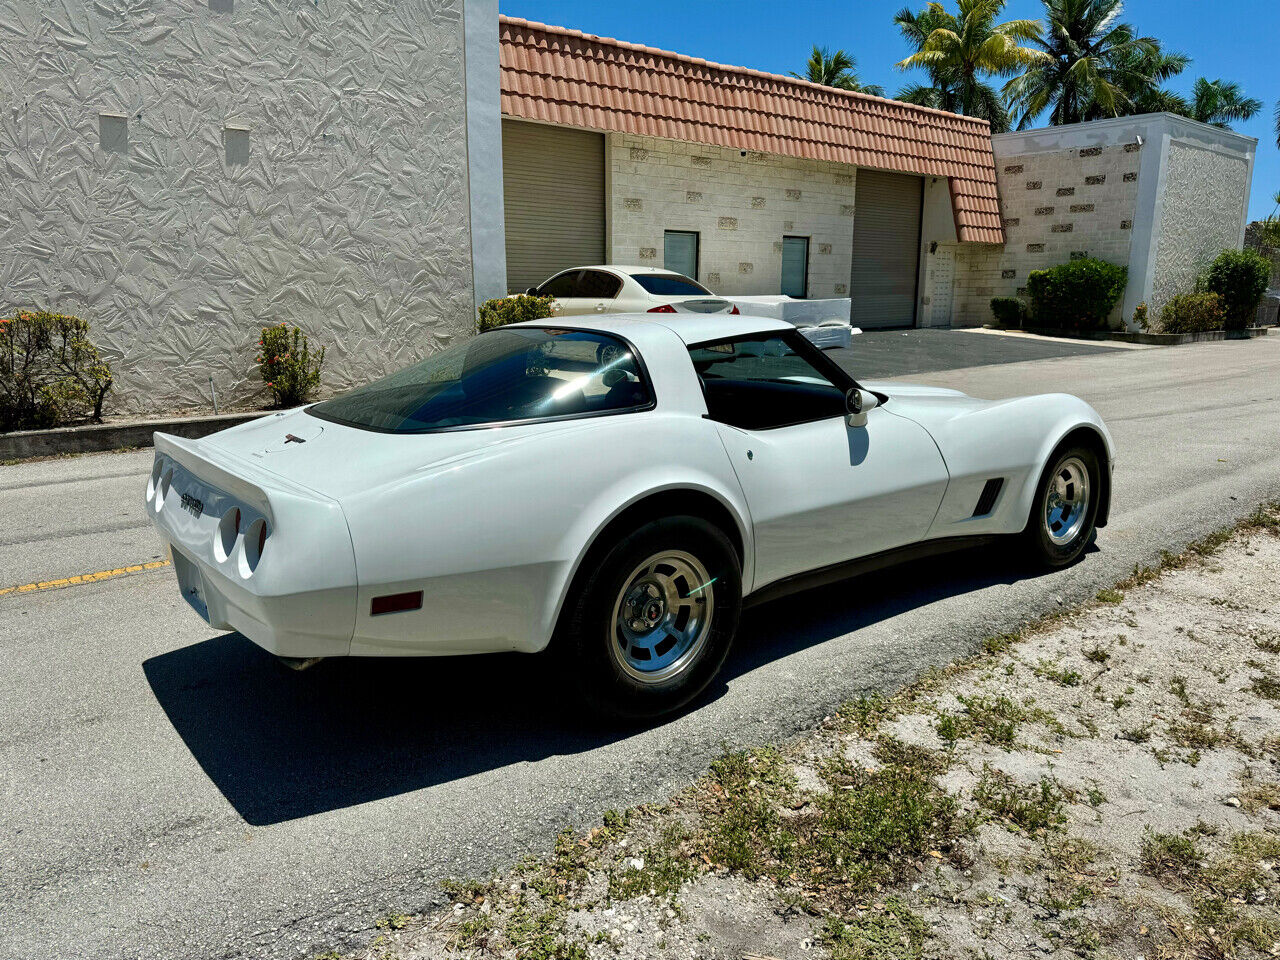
[689,335,846,430]
[664,230,699,279]
[538,271,582,298]
[578,270,623,298]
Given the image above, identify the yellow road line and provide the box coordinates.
[0,560,170,597]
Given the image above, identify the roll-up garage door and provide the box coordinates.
[850,170,924,328]
[502,120,605,293]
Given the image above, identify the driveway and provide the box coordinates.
[3,337,1279,960]
[829,327,1126,379]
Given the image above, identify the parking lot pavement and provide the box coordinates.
[3,337,1279,960]
[829,326,1126,379]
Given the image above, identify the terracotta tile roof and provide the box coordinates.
[498,16,1005,245]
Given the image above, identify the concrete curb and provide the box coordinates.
[0,411,272,461]
[987,325,1271,345]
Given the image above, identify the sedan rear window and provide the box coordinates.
[308,329,652,433]
[630,273,712,297]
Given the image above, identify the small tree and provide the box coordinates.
[477,294,555,333]
[256,324,324,407]
[1204,248,1270,330]
[0,309,113,431]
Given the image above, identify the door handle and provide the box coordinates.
[594,304,606,312]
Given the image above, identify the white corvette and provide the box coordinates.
[149,315,1113,717]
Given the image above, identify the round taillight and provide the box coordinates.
[215,507,240,562]
[239,518,268,576]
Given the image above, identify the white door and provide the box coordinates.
[926,246,955,328]
[691,334,949,590]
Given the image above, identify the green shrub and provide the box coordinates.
[0,309,113,431]
[1204,248,1269,330]
[1026,258,1127,330]
[477,294,555,333]
[256,323,324,407]
[1131,301,1149,330]
[1158,292,1225,334]
[989,297,1027,328]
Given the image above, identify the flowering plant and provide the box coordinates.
[255,323,324,407]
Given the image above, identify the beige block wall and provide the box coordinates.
[607,134,857,298]
[944,141,1143,327]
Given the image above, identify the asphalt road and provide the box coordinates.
[3,333,1280,960]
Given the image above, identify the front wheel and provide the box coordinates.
[557,516,742,719]
[1023,444,1101,567]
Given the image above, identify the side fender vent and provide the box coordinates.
[973,478,1004,518]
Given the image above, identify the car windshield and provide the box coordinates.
[308,328,651,433]
[630,273,712,297]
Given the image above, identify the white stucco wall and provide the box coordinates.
[606,134,858,299]
[0,0,501,415]
[1148,140,1252,314]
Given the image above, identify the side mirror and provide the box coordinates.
[846,387,880,428]
[525,287,539,296]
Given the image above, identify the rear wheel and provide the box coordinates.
[559,516,741,719]
[1023,444,1101,567]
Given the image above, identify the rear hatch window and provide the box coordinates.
[307,328,652,433]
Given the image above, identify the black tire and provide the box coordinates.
[557,515,742,719]
[1023,443,1101,568]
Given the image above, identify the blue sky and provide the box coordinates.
[499,0,1280,221]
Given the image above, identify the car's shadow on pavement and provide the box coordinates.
[143,539,1078,825]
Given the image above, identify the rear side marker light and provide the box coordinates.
[729,305,741,315]
[647,304,677,313]
[371,591,423,616]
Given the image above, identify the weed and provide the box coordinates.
[982,632,1020,655]
[1034,660,1083,687]
[1119,724,1152,743]
[1083,645,1110,664]
[1095,588,1124,604]
[610,823,697,900]
[974,767,1070,833]
[1166,719,1224,750]
[376,912,409,931]
[1140,830,1201,881]
[839,694,891,736]
[821,898,929,960]
[1248,672,1280,701]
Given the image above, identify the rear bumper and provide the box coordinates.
[149,433,358,658]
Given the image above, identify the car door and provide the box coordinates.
[575,269,624,316]
[536,270,593,317]
[691,333,949,591]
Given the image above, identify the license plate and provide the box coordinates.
[171,548,210,623]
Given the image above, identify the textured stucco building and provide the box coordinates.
[0,0,506,414]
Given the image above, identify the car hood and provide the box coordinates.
[202,408,575,502]
[865,380,1026,433]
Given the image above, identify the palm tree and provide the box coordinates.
[892,4,961,113]
[895,0,1045,133]
[791,46,885,96]
[1005,0,1159,128]
[1185,78,1262,129]
[1114,45,1191,114]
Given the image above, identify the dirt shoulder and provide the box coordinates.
[324,504,1280,960]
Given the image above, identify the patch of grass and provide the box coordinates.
[1254,634,1280,655]
[838,694,892,736]
[1248,672,1280,701]
[821,898,929,960]
[610,823,697,900]
[1095,588,1124,604]
[1034,659,1083,687]
[974,767,1070,833]
[1230,831,1280,860]
[797,753,965,904]
[1140,829,1201,881]
[936,694,1029,749]
[1190,896,1280,955]
[375,911,410,930]
[1083,645,1110,664]
[1239,780,1280,813]
[502,897,588,960]
[1119,724,1152,743]
[982,632,1020,655]
[1166,719,1224,750]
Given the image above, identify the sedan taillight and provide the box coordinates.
[647,304,677,313]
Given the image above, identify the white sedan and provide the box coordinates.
[149,315,1113,717]
[526,265,738,316]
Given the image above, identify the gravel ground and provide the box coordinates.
[329,504,1280,960]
